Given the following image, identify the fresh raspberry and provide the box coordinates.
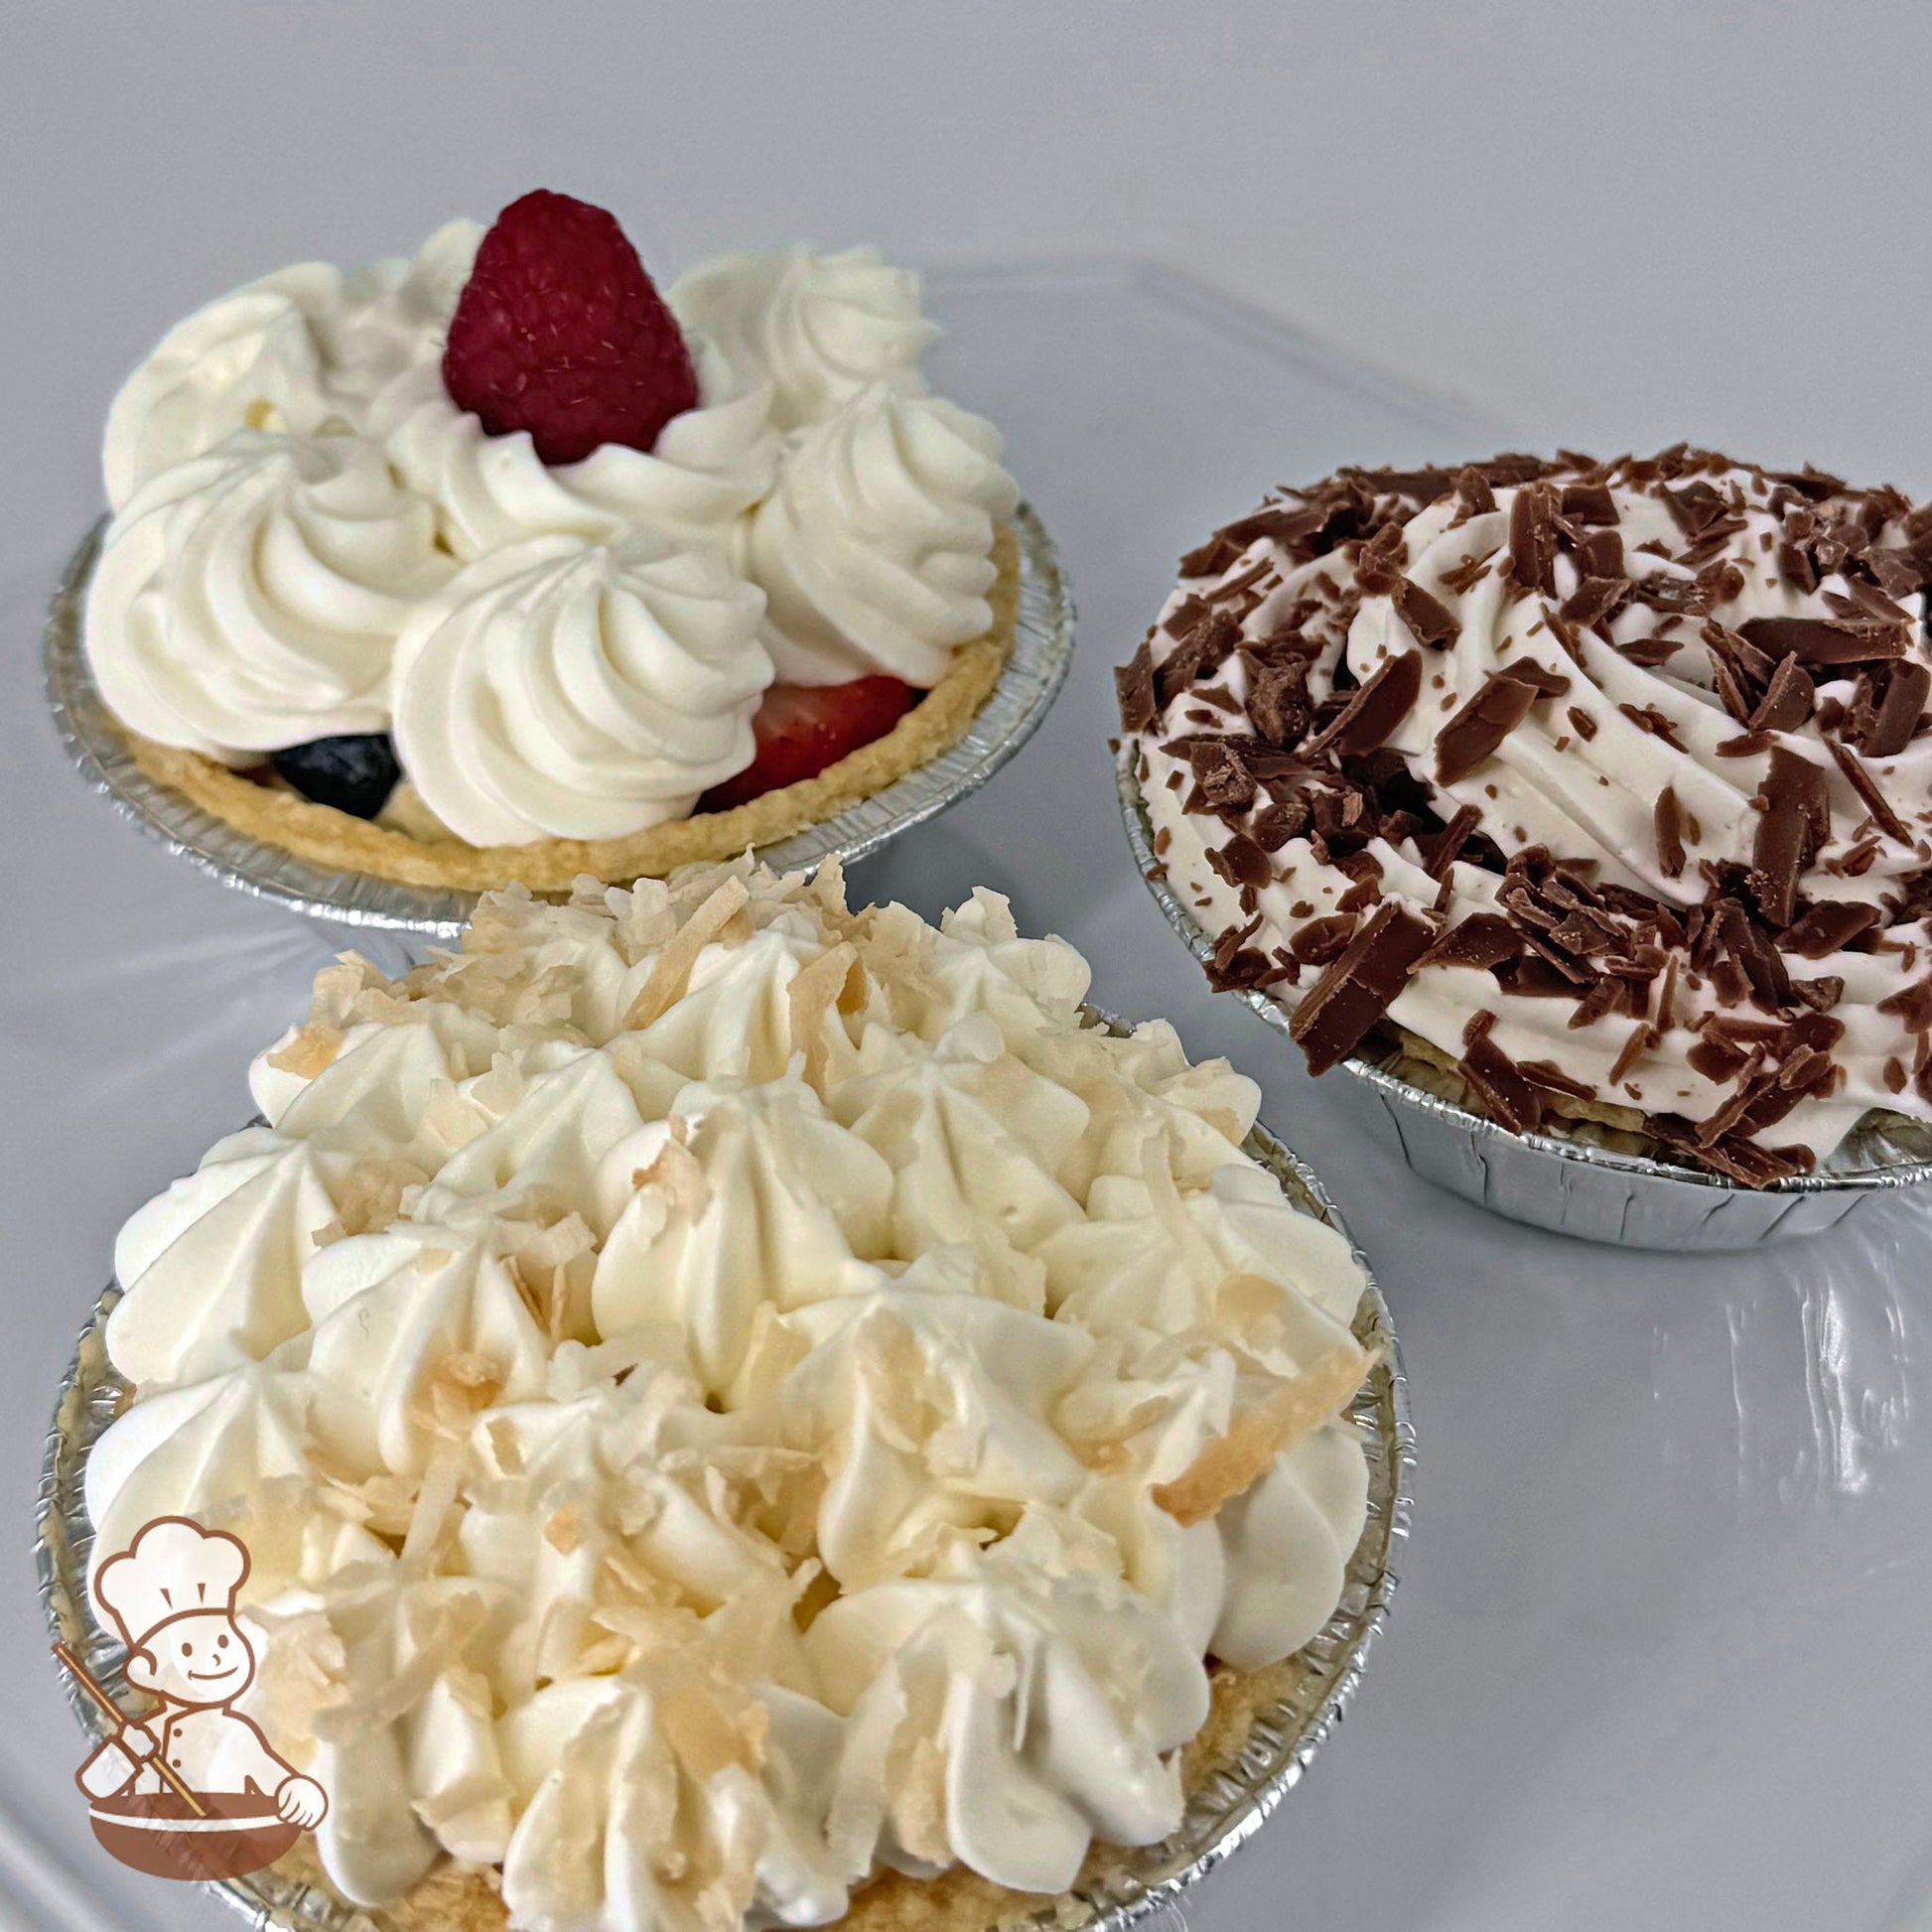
[701,678,916,811]
[442,190,698,466]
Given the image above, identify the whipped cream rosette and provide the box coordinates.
[56,860,1400,1932]
[66,197,1057,911]
[102,218,485,511]
[1122,449,1932,1190]
[669,245,939,434]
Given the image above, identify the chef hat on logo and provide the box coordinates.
[93,1516,250,1653]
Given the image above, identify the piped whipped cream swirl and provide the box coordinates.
[370,338,781,563]
[84,430,455,756]
[88,862,1371,1929]
[103,219,483,510]
[669,246,939,434]
[751,385,1020,686]
[388,535,772,845]
[1128,450,1932,1180]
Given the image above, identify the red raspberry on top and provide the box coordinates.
[442,190,699,466]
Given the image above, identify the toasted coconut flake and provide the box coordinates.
[313,1153,429,1248]
[265,1020,344,1079]
[787,941,862,1091]
[1152,1340,1370,1525]
[656,1676,767,1781]
[623,877,754,1030]
[635,1123,711,1223]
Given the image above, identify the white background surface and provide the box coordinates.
[5,8,1932,1931]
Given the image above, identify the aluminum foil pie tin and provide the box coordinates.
[37,1102,1413,1932]
[1117,755,1932,1251]
[46,502,1075,948]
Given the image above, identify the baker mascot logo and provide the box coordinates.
[69,1517,328,1882]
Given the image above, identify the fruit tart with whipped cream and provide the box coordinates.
[77,860,1382,1932]
[1121,448,1932,1185]
[78,193,1026,893]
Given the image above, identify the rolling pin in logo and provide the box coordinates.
[55,1516,328,1882]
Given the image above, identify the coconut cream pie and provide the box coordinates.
[1121,448,1932,1185]
[80,193,1023,893]
[83,859,1376,1931]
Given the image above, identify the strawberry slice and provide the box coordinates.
[701,677,915,812]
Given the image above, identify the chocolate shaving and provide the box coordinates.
[1179,533,1244,578]
[1188,740,1258,813]
[1747,653,1813,735]
[1505,484,1558,595]
[1290,914,1359,966]
[1617,703,1687,752]
[1878,975,1932,1033]
[1518,1058,1596,1100]
[1782,898,1879,957]
[1288,900,1435,1074]
[1391,577,1460,649]
[1495,659,1572,698]
[1245,658,1311,749]
[1457,1031,1544,1134]
[1416,912,1521,970]
[1436,673,1543,786]
[1154,610,1242,711]
[1560,482,1618,526]
[1115,641,1158,734]
[1749,748,1831,927]
[1421,803,1481,877]
[1560,576,1628,627]
[1828,739,1910,842]
[1654,787,1687,880]
[1454,467,1497,517]
[1856,660,1930,759]
[1791,976,1844,1012]
[1608,1024,1655,1086]
[1738,615,1907,666]
[1252,796,1311,850]
[1567,706,1597,742]
[1714,898,1792,1010]
[1354,523,1409,596]
[1305,650,1423,758]
[1205,833,1272,893]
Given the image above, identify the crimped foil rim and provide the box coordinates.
[45,500,1075,940]
[36,1075,1413,1932]
[1116,746,1932,1200]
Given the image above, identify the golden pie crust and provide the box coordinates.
[112,527,1019,895]
[267,1648,1309,1932]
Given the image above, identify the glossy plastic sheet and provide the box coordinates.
[5,264,1930,1932]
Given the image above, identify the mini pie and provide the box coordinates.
[82,860,1379,1932]
[78,203,1029,894]
[1122,449,1932,1185]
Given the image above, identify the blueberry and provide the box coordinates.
[271,734,402,820]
